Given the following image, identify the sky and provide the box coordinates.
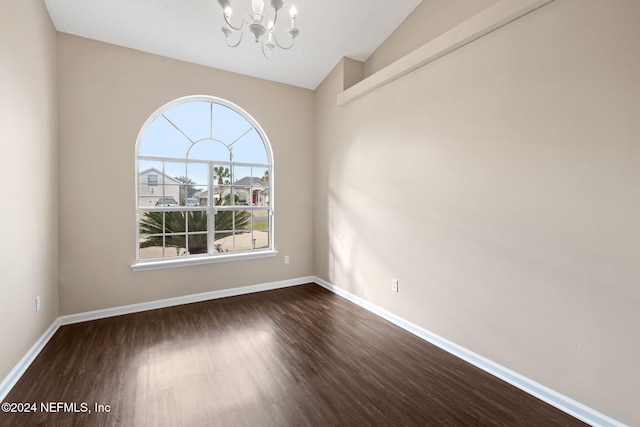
[138,100,270,187]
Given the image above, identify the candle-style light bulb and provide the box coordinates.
[267,20,274,41]
[252,0,265,16]
[290,5,297,27]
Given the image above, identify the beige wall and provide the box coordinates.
[0,1,59,382]
[364,0,499,78]
[57,34,315,315]
[314,0,640,425]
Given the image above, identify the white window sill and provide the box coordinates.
[131,250,278,272]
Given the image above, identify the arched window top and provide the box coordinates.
[138,96,272,165]
[133,95,275,271]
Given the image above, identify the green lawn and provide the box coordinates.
[242,221,268,230]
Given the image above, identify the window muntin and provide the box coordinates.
[135,96,273,264]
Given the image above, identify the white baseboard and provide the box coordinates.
[313,277,625,427]
[0,319,62,402]
[58,276,316,326]
[0,276,314,402]
[1,275,625,427]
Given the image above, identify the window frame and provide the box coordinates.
[132,95,276,271]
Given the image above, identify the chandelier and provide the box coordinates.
[217,0,300,58]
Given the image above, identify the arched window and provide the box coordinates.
[133,96,274,270]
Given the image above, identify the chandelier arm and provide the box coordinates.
[273,33,295,50]
[223,13,248,31]
[261,43,271,58]
[225,29,245,48]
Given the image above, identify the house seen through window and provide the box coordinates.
[135,96,273,266]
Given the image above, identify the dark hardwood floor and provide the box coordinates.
[1,284,586,426]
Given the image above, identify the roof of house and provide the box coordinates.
[234,177,268,188]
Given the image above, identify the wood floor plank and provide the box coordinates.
[0,284,587,426]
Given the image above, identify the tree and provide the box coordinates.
[213,166,230,198]
[262,170,269,183]
[139,195,250,255]
[174,176,198,203]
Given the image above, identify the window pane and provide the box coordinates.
[251,211,269,231]
[254,230,269,250]
[233,190,249,207]
[164,162,187,181]
[234,210,251,231]
[187,211,208,232]
[188,139,230,162]
[186,163,208,185]
[177,186,207,206]
[253,186,269,207]
[139,211,164,259]
[232,128,268,164]
[163,211,187,235]
[212,103,252,144]
[139,211,166,235]
[163,101,212,143]
[197,192,209,207]
[233,231,253,251]
[139,161,162,207]
[156,188,180,206]
[213,230,239,252]
[139,241,164,260]
[164,234,187,258]
[187,233,208,255]
[214,209,234,233]
[213,234,228,253]
[213,165,232,205]
[253,166,269,183]
[232,166,250,206]
[139,159,163,173]
[233,165,251,181]
[254,166,270,207]
[139,115,191,157]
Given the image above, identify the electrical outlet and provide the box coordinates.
[391,279,398,293]
[35,296,41,312]
[284,255,289,264]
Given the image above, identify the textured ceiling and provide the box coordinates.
[44,0,423,90]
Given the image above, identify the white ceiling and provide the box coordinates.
[44,0,423,90]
